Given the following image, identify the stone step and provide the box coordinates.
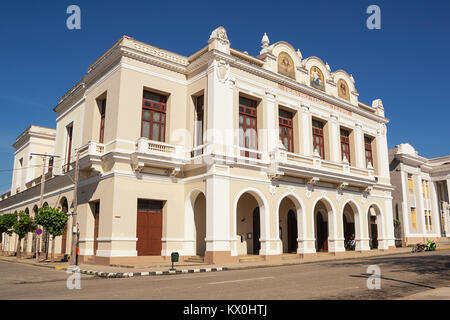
[184,256,205,263]
[437,238,450,246]
[239,255,265,263]
[282,254,300,260]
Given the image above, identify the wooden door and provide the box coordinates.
[252,208,260,255]
[137,210,163,256]
[93,202,100,255]
[316,212,328,252]
[288,210,298,253]
[371,223,378,249]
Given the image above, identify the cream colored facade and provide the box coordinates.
[0,27,396,264]
[389,143,450,245]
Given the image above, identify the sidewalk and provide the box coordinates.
[1,247,433,278]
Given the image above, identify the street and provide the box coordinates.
[0,251,449,300]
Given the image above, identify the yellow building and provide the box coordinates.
[0,27,396,265]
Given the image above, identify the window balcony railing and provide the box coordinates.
[135,137,184,158]
[190,144,207,158]
[79,141,106,157]
[283,151,374,179]
[236,146,265,160]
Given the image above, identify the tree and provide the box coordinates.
[12,211,37,258]
[0,214,17,255]
[36,206,68,262]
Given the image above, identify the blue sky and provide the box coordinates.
[0,0,449,193]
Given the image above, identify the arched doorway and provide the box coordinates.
[60,198,69,256]
[41,203,50,257]
[252,208,260,254]
[185,190,206,257]
[316,211,328,252]
[368,206,379,249]
[193,193,206,256]
[279,196,298,254]
[313,198,334,253]
[236,192,262,255]
[23,208,30,254]
[366,204,386,250]
[343,204,355,250]
[32,205,38,255]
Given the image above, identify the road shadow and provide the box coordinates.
[328,252,450,278]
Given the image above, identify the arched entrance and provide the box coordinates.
[236,192,262,255]
[313,198,334,253]
[343,203,355,250]
[193,193,206,256]
[32,205,38,255]
[368,206,379,249]
[279,197,298,254]
[185,189,206,257]
[316,211,328,252]
[252,208,260,254]
[60,198,69,256]
[23,208,30,254]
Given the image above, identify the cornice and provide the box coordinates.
[395,153,426,167]
[55,40,389,125]
[13,127,56,150]
[221,52,388,124]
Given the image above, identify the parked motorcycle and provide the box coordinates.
[412,240,436,253]
[425,240,436,251]
[412,242,425,253]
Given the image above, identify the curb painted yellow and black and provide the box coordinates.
[79,267,228,278]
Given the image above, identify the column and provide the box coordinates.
[265,90,278,153]
[400,170,411,237]
[416,175,427,235]
[375,124,390,179]
[354,122,365,168]
[205,169,232,264]
[329,114,340,162]
[429,181,441,236]
[299,104,312,157]
[446,180,450,234]
[206,59,234,157]
[384,197,396,248]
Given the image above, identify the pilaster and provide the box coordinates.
[204,167,233,264]
[329,113,340,163]
[300,104,312,157]
[354,122,365,168]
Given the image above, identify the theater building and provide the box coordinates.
[389,143,450,245]
[0,27,396,264]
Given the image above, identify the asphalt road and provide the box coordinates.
[0,251,449,300]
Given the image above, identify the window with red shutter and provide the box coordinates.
[239,97,258,158]
[141,91,167,142]
[99,99,106,143]
[312,120,325,159]
[364,136,373,167]
[340,129,351,163]
[279,109,294,153]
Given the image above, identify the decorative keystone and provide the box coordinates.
[307,177,320,186]
[337,182,349,192]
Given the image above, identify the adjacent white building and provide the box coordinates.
[389,143,450,245]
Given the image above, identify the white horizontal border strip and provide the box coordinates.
[95,250,138,257]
